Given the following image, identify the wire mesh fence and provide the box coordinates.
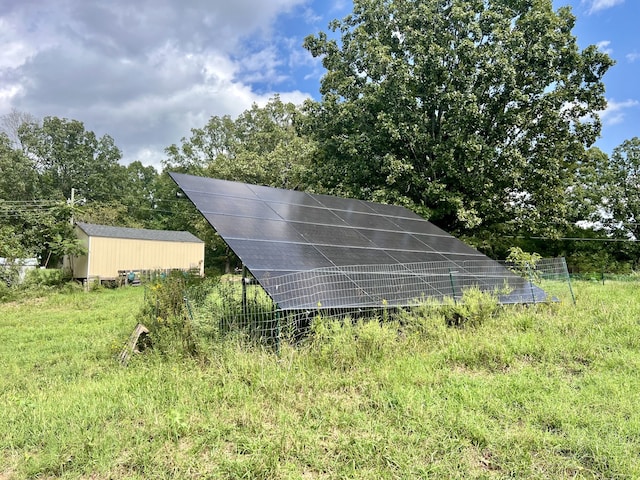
[163,257,574,347]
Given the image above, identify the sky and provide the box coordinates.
[0,0,637,168]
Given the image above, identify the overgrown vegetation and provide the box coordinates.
[138,273,509,354]
[441,287,500,328]
[0,268,77,303]
[3,280,640,478]
[140,273,281,353]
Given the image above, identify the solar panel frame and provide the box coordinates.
[169,172,548,309]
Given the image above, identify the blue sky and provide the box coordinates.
[552,0,640,154]
[0,0,636,166]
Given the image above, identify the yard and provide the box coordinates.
[1,280,640,478]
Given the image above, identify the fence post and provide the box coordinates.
[183,295,194,321]
[274,306,281,355]
[449,270,458,304]
[526,265,536,304]
[242,265,248,320]
[562,258,576,305]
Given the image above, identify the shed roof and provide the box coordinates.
[75,222,203,243]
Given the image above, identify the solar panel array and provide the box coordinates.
[170,173,546,309]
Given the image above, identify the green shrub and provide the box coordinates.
[0,281,15,303]
[140,272,197,356]
[0,264,19,288]
[441,287,499,328]
[23,268,70,287]
[507,246,542,282]
[393,298,446,338]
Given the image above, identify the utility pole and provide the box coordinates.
[69,188,75,225]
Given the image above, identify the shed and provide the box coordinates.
[0,257,39,284]
[66,222,204,282]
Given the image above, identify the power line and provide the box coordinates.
[0,199,61,203]
[0,203,62,209]
[507,235,639,243]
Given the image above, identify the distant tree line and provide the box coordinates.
[1,0,639,273]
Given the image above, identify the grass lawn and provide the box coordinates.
[2,281,640,478]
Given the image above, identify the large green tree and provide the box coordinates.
[164,96,314,190]
[76,161,161,228]
[303,0,613,236]
[1,115,125,266]
[0,133,39,201]
[601,137,640,240]
[0,132,59,262]
[18,116,126,202]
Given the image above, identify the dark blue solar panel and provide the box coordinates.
[357,229,434,251]
[332,210,399,230]
[169,172,549,307]
[290,223,372,247]
[314,245,398,266]
[267,202,347,226]
[363,200,424,219]
[313,193,374,213]
[203,214,304,243]
[188,192,281,219]
[248,184,322,206]
[224,239,333,272]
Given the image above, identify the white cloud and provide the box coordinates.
[236,46,289,86]
[600,98,639,126]
[626,52,640,63]
[596,40,613,55]
[329,0,349,14]
[0,0,313,167]
[583,0,625,14]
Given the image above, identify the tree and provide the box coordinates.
[18,116,126,202]
[0,200,83,267]
[602,137,640,240]
[303,0,613,236]
[72,160,161,228]
[0,109,37,149]
[0,132,70,266]
[164,96,315,190]
[569,147,610,222]
[1,116,126,267]
[0,133,40,201]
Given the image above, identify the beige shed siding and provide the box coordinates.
[86,237,204,279]
[65,229,90,278]
[68,223,205,280]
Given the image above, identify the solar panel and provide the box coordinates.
[169,173,548,308]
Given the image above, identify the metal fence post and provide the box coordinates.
[449,269,458,304]
[274,306,281,355]
[526,265,536,304]
[562,258,576,305]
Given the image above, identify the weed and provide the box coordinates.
[507,247,542,283]
[442,287,500,328]
[23,268,71,287]
[140,272,197,356]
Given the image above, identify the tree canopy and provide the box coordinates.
[18,116,124,202]
[601,137,640,239]
[162,96,317,272]
[0,117,129,265]
[164,96,315,191]
[303,0,613,236]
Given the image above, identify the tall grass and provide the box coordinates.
[2,281,640,478]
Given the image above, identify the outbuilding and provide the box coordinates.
[65,222,205,282]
